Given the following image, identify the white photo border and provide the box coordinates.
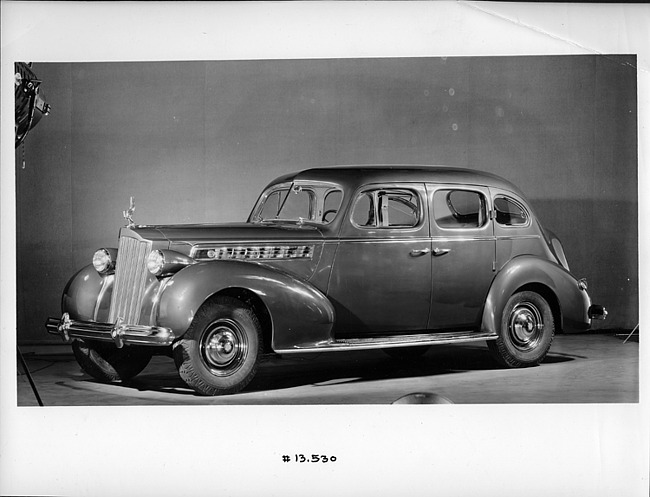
[1,2,648,496]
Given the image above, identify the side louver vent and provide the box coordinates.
[193,245,314,261]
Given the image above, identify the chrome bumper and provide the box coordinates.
[45,313,175,348]
[588,305,608,320]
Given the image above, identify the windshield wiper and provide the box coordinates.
[274,181,295,219]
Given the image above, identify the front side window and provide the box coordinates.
[433,189,487,229]
[351,189,420,228]
[494,196,529,226]
[322,190,343,223]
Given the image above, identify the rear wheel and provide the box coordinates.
[72,339,153,382]
[488,290,554,368]
[173,296,263,396]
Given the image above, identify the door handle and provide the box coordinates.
[409,248,431,257]
[432,247,451,256]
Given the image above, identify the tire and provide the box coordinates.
[383,345,430,361]
[72,339,153,382]
[488,290,555,368]
[173,296,263,396]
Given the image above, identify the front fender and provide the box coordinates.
[156,260,336,349]
[61,265,113,321]
[481,256,592,334]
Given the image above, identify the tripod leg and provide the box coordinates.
[623,324,639,344]
[17,346,44,406]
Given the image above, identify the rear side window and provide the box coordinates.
[352,189,420,228]
[494,196,528,226]
[433,189,487,229]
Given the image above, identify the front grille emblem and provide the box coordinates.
[123,196,136,228]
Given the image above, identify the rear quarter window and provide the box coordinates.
[494,196,529,226]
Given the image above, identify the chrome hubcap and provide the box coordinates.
[508,302,544,351]
[200,319,248,376]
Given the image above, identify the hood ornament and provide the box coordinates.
[123,196,136,228]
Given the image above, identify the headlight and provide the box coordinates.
[147,250,165,276]
[92,248,115,274]
[146,249,194,277]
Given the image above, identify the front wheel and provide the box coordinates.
[173,296,263,396]
[487,290,555,368]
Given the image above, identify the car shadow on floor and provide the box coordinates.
[248,345,574,393]
[92,344,574,398]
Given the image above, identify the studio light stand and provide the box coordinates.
[15,61,50,407]
[17,347,43,406]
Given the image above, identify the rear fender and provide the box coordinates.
[157,260,335,349]
[482,256,592,334]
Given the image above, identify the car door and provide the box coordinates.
[327,183,432,334]
[426,184,496,330]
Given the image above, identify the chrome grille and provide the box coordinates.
[109,234,152,325]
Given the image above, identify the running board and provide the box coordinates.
[275,330,498,354]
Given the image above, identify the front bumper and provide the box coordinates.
[46,313,175,348]
[588,305,608,320]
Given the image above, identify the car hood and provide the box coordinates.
[130,222,324,252]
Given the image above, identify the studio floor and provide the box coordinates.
[17,331,638,406]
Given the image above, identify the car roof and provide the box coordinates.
[269,165,527,198]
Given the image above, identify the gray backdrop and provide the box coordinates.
[15,56,637,344]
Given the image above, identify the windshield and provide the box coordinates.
[251,181,343,225]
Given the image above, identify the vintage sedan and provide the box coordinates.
[47,166,606,396]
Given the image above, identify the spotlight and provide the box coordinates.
[15,62,51,148]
